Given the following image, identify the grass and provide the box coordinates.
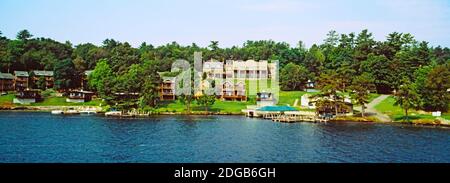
[374,96,450,121]
[0,94,15,106]
[244,79,275,97]
[0,93,104,107]
[155,90,321,113]
[29,97,104,106]
[155,99,254,113]
[278,91,318,106]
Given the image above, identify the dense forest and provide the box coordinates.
[0,29,449,113]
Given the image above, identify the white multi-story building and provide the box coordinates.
[203,59,277,80]
[203,60,224,79]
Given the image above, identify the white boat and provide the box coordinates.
[64,109,80,115]
[51,110,64,114]
[105,111,122,116]
[80,110,97,114]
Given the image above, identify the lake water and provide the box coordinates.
[0,112,449,163]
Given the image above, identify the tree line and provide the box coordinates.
[0,29,449,113]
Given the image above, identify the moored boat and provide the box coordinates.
[105,111,122,117]
[64,109,80,115]
[51,110,63,114]
[80,110,97,114]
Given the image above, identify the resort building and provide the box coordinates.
[158,59,276,101]
[220,81,246,101]
[225,60,269,80]
[203,59,277,80]
[66,90,94,103]
[32,70,54,89]
[267,62,277,79]
[160,76,176,101]
[13,89,41,104]
[203,60,224,79]
[14,71,29,91]
[0,72,15,92]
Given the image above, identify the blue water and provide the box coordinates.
[0,112,449,163]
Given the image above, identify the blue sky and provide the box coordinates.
[1,0,449,48]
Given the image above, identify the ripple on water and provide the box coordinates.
[0,112,449,163]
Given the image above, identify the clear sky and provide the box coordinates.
[1,0,449,48]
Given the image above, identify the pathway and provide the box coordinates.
[357,95,392,122]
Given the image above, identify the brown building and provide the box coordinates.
[221,81,246,101]
[13,89,42,104]
[32,70,54,89]
[66,90,95,103]
[160,77,176,101]
[14,71,29,91]
[0,72,15,93]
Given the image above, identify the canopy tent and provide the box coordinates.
[257,106,297,112]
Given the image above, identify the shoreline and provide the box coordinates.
[1,107,449,128]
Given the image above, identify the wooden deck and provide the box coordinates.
[262,113,330,123]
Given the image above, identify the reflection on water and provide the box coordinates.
[0,112,449,163]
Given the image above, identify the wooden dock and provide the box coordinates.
[262,113,329,123]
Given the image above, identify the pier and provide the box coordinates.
[263,112,329,123]
[260,110,330,123]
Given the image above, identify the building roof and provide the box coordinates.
[232,60,268,70]
[204,61,223,70]
[14,71,29,77]
[257,106,297,112]
[0,73,14,79]
[33,70,54,76]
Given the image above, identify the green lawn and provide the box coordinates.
[278,91,318,106]
[244,79,276,97]
[155,90,322,113]
[29,97,104,106]
[0,94,15,105]
[374,96,450,121]
[1,90,104,107]
[156,99,254,113]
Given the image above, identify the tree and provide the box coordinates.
[177,67,195,114]
[350,73,375,117]
[16,30,33,41]
[36,76,46,90]
[54,58,77,90]
[280,63,310,90]
[139,60,162,108]
[394,41,431,82]
[354,29,375,63]
[304,44,325,79]
[420,64,450,112]
[317,72,343,116]
[88,59,113,97]
[196,93,216,113]
[361,54,396,93]
[140,78,161,108]
[394,78,420,122]
[0,32,10,72]
[323,30,340,47]
[109,42,139,74]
